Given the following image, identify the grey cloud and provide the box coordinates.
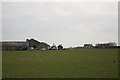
[2,2,118,47]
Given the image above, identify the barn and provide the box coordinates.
[1,41,29,51]
[26,38,50,50]
[1,38,50,51]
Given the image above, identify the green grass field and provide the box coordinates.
[2,48,118,78]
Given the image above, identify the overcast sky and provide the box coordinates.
[2,1,118,47]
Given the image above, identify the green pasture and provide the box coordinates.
[2,48,118,78]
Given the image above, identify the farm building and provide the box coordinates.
[84,44,94,48]
[95,42,117,48]
[1,38,50,51]
[27,38,50,50]
[1,41,29,51]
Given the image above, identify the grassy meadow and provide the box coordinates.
[2,48,118,78]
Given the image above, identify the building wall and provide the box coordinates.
[2,46,16,51]
[1,42,28,51]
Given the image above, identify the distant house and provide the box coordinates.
[95,42,117,48]
[84,44,93,48]
[26,38,50,50]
